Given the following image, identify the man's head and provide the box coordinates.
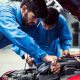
[42,7,59,30]
[20,0,47,25]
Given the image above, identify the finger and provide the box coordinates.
[53,67,60,74]
[52,67,60,74]
[50,65,55,72]
[50,65,58,72]
[27,60,34,67]
[51,59,57,66]
[51,63,61,73]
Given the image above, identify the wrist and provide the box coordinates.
[42,54,49,62]
[63,50,70,54]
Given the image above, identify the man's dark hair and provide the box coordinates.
[43,7,60,25]
[21,0,48,18]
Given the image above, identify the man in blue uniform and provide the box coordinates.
[0,0,61,73]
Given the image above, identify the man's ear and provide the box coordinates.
[21,5,28,16]
[21,5,27,13]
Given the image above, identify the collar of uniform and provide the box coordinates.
[16,5,22,26]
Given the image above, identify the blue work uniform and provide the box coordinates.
[12,15,72,64]
[0,3,47,62]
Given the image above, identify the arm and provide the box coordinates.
[11,44,58,64]
[0,4,46,59]
[57,15,72,54]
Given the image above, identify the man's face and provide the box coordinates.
[21,5,38,26]
[41,21,55,30]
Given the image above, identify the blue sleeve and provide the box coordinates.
[57,15,72,50]
[11,45,26,58]
[0,4,46,59]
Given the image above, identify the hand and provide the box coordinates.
[43,54,57,65]
[70,52,80,56]
[62,50,80,58]
[50,63,61,74]
[43,54,60,73]
[62,50,69,57]
[24,54,34,66]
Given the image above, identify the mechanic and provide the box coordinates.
[0,0,61,73]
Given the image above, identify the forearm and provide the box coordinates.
[58,15,72,51]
